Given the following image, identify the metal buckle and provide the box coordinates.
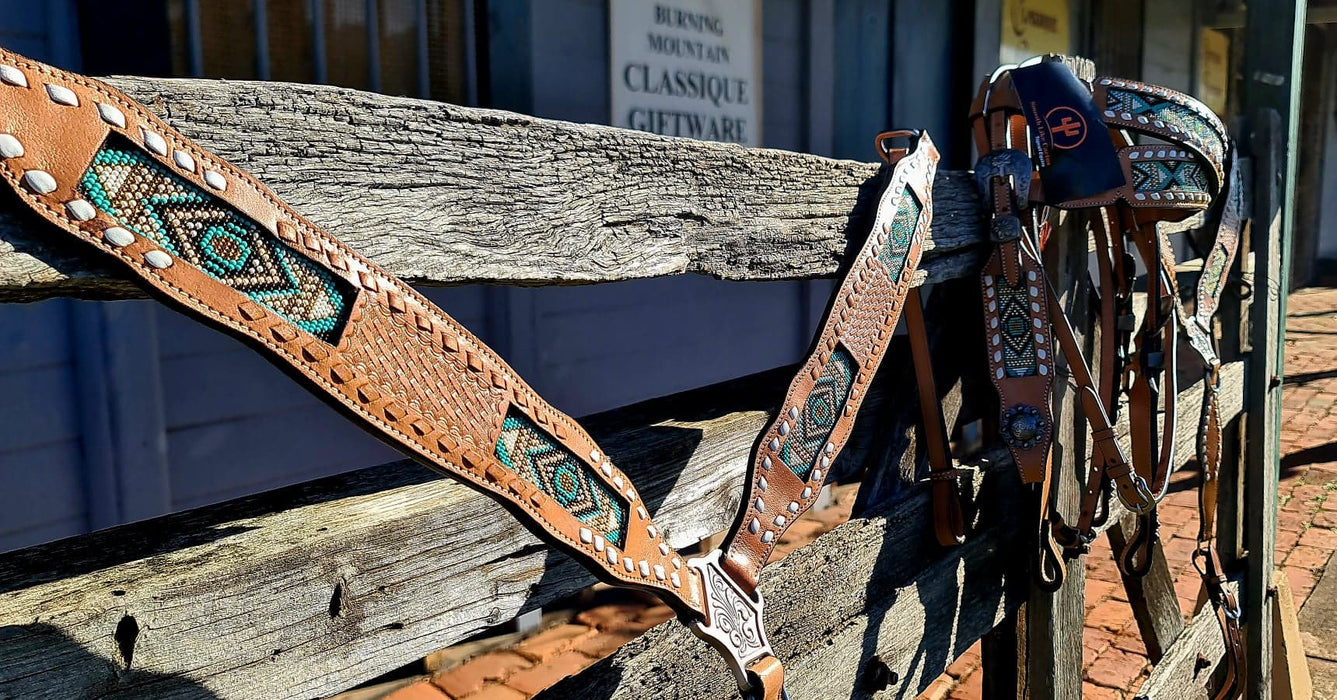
[1116,473,1157,514]
[973,149,1032,203]
[686,550,776,694]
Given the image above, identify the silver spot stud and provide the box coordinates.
[612,475,624,489]
[768,438,779,451]
[754,497,765,511]
[671,572,682,587]
[758,476,768,492]
[103,227,134,247]
[142,128,168,156]
[0,133,23,158]
[811,469,823,481]
[0,65,27,87]
[636,506,647,520]
[590,450,600,462]
[96,103,126,128]
[749,518,760,534]
[653,565,666,581]
[606,547,618,564]
[658,542,670,555]
[647,525,657,538]
[144,250,174,269]
[778,421,790,436]
[824,443,835,454]
[623,557,634,573]
[579,528,592,544]
[801,487,812,499]
[65,199,96,221]
[44,84,77,106]
[1039,365,1049,376]
[787,502,799,514]
[204,170,226,191]
[638,560,650,577]
[594,535,606,552]
[762,456,772,470]
[773,515,787,527]
[21,170,56,194]
[787,407,799,420]
[761,531,774,543]
[600,461,613,477]
[172,149,195,172]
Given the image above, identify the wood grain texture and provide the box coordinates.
[0,354,1244,700]
[0,76,984,302]
[1135,600,1231,699]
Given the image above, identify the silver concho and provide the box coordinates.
[1001,404,1047,450]
[686,550,775,692]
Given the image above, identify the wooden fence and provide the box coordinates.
[0,74,1277,699]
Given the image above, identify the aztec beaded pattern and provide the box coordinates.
[495,409,628,545]
[877,190,922,276]
[1130,160,1209,194]
[780,346,855,480]
[79,142,352,342]
[1105,88,1224,160]
[994,277,1041,378]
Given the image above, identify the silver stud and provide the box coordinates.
[801,487,812,499]
[103,226,135,247]
[1137,116,1149,124]
[988,301,997,312]
[749,518,761,534]
[96,103,126,128]
[1027,271,1037,281]
[1121,112,1132,120]
[1151,192,1161,200]
[638,560,650,576]
[613,475,624,489]
[992,333,1001,345]
[44,84,77,106]
[647,525,656,538]
[671,572,682,587]
[21,170,56,194]
[658,542,670,555]
[779,421,790,436]
[1129,151,1140,159]
[1100,79,1111,85]
[1039,365,1049,376]
[1037,348,1047,359]
[594,535,605,552]
[762,456,772,470]
[820,456,830,469]
[141,128,168,156]
[758,476,768,492]
[1103,110,1115,118]
[601,461,612,477]
[672,557,682,569]
[769,438,779,451]
[172,149,195,172]
[623,557,635,573]
[996,368,1005,379]
[579,528,592,544]
[0,65,27,87]
[1029,285,1039,297]
[1036,334,1045,345]
[0,133,23,158]
[1033,318,1042,329]
[824,443,834,454]
[990,318,999,329]
[754,497,765,511]
[636,506,646,520]
[994,350,1002,362]
[773,515,787,527]
[606,548,618,564]
[1135,193,1147,200]
[787,407,799,420]
[761,531,774,543]
[811,469,823,481]
[787,502,799,514]
[1031,302,1041,313]
[653,564,666,580]
[201,170,226,190]
[144,250,173,269]
[984,275,994,285]
[590,449,600,462]
[65,199,96,221]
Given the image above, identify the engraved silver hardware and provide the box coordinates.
[686,550,776,693]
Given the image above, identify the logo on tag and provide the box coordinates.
[1045,107,1087,149]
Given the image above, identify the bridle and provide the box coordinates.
[963,55,1244,697]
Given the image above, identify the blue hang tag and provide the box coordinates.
[1009,61,1125,203]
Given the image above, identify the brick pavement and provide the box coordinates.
[350,287,1337,700]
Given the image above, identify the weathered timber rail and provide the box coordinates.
[0,75,1269,700]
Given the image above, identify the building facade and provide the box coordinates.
[0,0,1331,553]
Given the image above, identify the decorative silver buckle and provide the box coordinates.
[686,550,775,693]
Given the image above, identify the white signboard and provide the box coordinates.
[610,0,761,146]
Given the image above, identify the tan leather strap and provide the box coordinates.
[721,130,939,592]
[904,286,968,547]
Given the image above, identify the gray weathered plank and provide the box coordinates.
[0,76,984,302]
[542,363,1245,699]
[0,352,1244,700]
[1135,595,1233,699]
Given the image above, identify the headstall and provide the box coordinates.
[963,55,1243,698]
[0,45,1245,698]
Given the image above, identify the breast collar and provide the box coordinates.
[0,47,947,700]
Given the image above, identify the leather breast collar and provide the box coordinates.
[0,48,944,700]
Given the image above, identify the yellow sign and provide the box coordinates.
[1199,29,1230,115]
[1001,0,1071,65]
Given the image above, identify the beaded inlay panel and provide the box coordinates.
[79,141,352,342]
[1106,88,1223,158]
[495,409,628,545]
[1130,160,1208,194]
[780,346,855,480]
[876,189,922,276]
